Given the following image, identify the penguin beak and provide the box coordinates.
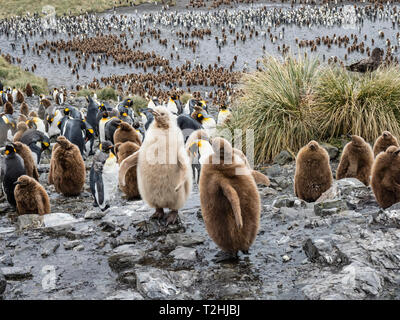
[14,181,21,185]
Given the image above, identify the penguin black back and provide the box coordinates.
[2,145,26,207]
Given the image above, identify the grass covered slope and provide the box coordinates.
[0,56,48,94]
[226,55,400,164]
[0,0,160,19]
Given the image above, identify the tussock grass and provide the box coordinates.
[96,87,118,101]
[0,56,48,94]
[226,55,400,164]
[0,0,160,19]
[226,55,320,164]
[314,66,400,143]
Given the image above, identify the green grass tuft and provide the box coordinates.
[0,56,48,94]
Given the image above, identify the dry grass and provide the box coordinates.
[0,0,161,19]
[225,55,400,164]
[0,56,48,94]
[225,55,320,164]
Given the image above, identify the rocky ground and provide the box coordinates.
[1,113,400,299]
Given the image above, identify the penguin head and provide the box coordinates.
[102,111,109,119]
[56,136,71,149]
[386,146,398,154]
[382,131,393,140]
[41,138,50,151]
[125,98,133,107]
[219,104,227,111]
[4,144,16,156]
[350,135,365,147]
[120,111,128,118]
[211,137,233,162]
[64,107,71,116]
[14,175,33,187]
[307,140,319,152]
[16,121,28,131]
[150,106,170,129]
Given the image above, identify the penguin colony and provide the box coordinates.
[1,2,399,107]
[1,84,400,260]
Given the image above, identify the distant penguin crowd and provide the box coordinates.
[1,83,400,263]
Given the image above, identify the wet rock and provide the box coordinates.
[136,267,198,299]
[0,270,6,296]
[372,205,400,228]
[169,246,197,261]
[303,238,350,266]
[40,213,81,236]
[317,178,369,203]
[84,209,107,220]
[262,187,278,197]
[117,269,137,287]
[17,214,43,231]
[106,290,144,300]
[165,233,205,247]
[73,245,85,252]
[0,227,16,234]
[265,164,282,177]
[0,255,13,267]
[41,242,60,258]
[272,196,306,209]
[302,261,384,300]
[314,199,348,216]
[108,245,146,272]
[273,151,294,165]
[135,219,185,238]
[270,176,291,189]
[320,142,339,160]
[1,267,33,280]
[64,240,82,250]
[65,223,95,240]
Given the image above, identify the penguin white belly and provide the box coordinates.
[48,111,62,137]
[34,118,46,134]
[203,118,217,137]
[31,151,38,165]
[7,129,13,142]
[99,120,108,143]
[100,158,119,209]
[167,100,178,114]
[183,101,190,115]
[217,110,231,125]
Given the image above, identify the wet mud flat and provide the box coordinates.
[0,1,399,97]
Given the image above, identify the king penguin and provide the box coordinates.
[2,145,26,207]
[90,141,120,211]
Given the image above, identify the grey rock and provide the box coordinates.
[0,255,13,267]
[106,290,144,300]
[303,238,350,266]
[64,240,82,250]
[314,199,348,216]
[272,196,306,209]
[0,270,6,296]
[0,227,16,234]
[169,246,197,261]
[17,214,43,231]
[41,242,60,258]
[265,164,282,177]
[73,245,85,252]
[136,267,198,299]
[270,176,291,189]
[84,209,107,220]
[1,267,33,280]
[320,142,339,160]
[108,245,146,272]
[165,233,205,247]
[262,187,278,197]
[273,151,294,165]
[317,178,369,203]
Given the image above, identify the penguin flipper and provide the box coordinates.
[220,181,243,229]
[119,152,139,187]
[94,171,105,209]
[251,170,270,186]
[33,167,39,181]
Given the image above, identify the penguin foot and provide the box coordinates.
[165,210,179,226]
[93,201,98,207]
[241,250,249,255]
[214,251,239,263]
[151,208,164,220]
